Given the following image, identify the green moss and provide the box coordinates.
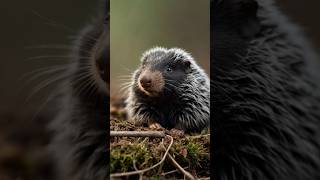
[110,142,156,173]
[186,142,206,167]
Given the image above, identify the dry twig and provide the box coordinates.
[110,131,165,137]
[187,134,210,139]
[161,166,189,176]
[167,153,196,180]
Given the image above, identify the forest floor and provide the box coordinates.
[110,97,210,179]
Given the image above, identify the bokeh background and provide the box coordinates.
[110,0,210,96]
[0,0,319,179]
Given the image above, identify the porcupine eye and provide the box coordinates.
[166,66,173,72]
[96,57,107,82]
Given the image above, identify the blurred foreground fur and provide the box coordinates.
[212,0,320,179]
[48,1,109,180]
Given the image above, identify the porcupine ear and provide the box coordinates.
[182,60,191,73]
[104,0,110,22]
[237,0,260,38]
[184,61,191,69]
[213,0,261,39]
[176,58,191,70]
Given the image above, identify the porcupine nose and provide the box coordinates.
[140,76,152,89]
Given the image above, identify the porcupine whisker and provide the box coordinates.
[118,78,134,82]
[20,65,70,82]
[25,44,74,50]
[119,82,133,89]
[85,78,99,98]
[24,55,75,62]
[118,72,135,77]
[26,73,68,103]
[72,71,97,96]
[119,85,132,95]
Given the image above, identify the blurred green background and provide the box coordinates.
[110,0,210,96]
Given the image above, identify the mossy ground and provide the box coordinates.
[110,97,210,179]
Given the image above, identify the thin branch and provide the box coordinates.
[157,151,165,174]
[186,134,210,139]
[199,178,210,180]
[161,166,189,176]
[110,135,174,178]
[110,131,165,138]
[167,154,196,180]
[132,159,144,180]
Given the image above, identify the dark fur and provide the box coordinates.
[48,1,109,179]
[212,0,320,179]
[126,48,210,132]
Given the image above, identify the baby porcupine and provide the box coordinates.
[126,47,210,132]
